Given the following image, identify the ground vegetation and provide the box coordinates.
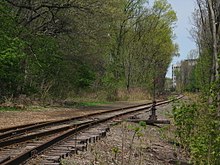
[172,0,220,164]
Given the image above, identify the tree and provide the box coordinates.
[0,1,27,98]
[193,0,220,111]
[173,0,220,163]
[1,0,178,102]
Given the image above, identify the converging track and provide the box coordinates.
[0,95,183,165]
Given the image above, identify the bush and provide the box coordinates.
[172,99,220,164]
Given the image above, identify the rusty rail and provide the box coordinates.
[1,95,183,165]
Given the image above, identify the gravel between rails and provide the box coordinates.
[61,103,189,165]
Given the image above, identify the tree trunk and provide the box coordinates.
[207,0,220,116]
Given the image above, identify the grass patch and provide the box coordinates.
[75,101,112,107]
[0,107,20,112]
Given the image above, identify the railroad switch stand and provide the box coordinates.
[148,101,157,121]
[128,100,170,125]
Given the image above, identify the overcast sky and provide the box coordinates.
[149,0,197,78]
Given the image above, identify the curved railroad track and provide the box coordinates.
[0,95,183,165]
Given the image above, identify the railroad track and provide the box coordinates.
[0,95,183,165]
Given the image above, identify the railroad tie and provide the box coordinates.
[40,160,60,165]
[41,155,61,162]
[79,133,100,143]
[61,143,87,152]
[75,135,92,143]
[52,146,77,154]
[72,138,88,144]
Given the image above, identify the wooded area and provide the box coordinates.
[1,0,220,164]
[0,0,177,102]
[172,0,220,164]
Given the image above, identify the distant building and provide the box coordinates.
[172,59,197,91]
[172,63,180,88]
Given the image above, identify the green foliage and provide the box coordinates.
[0,0,177,101]
[172,102,198,148]
[138,121,147,128]
[0,2,26,98]
[128,121,147,137]
[172,99,220,164]
[192,50,212,94]
[185,68,199,92]
[106,0,177,96]
[75,64,96,89]
[0,107,20,112]
[71,101,111,107]
[112,146,121,159]
[173,0,220,164]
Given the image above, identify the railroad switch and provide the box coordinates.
[145,100,170,124]
[148,101,157,121]
[128,101,170,125]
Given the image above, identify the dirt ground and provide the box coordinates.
[0,100,150,129]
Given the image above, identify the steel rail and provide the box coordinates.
[0,122,48,133]
[0,99,167,140]
[0,95,182,143]
[0,95,183,147]
[0,120,93,148]
[1,95,183,165]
